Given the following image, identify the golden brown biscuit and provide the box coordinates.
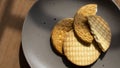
[78,4,97,17]
[51,18,74,54]
[74,4,97,43]
[87,15,112,52]
[63,30,100,66]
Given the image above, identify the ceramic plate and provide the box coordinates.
[22,0,120,68]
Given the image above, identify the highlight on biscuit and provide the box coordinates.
[51,18,74,54]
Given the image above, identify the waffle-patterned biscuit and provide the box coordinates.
[87,15,112,52]
[78,4,97,17]
[63,30,100,66]
[74,4,97,43]
[51,18,74,54]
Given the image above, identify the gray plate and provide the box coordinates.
[22,0,120,68]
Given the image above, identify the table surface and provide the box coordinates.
[0,0,36,68]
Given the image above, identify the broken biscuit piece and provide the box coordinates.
[74,4,97,43]
[87,15,112,52]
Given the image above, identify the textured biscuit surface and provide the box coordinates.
[63,30,100,66]
[87,15,111,52]
[51,18,74,54]
[74,4,97,43]
[78,4,97,17]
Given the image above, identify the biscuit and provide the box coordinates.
[87,15,112,52]
[51,18,74,54]
[74,4,97,43]
[63,30,100,66]
[78,4,97,17]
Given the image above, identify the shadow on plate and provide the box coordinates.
[62,55,96,68]
[19,43,30,68]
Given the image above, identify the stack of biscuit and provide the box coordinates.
[51,4,111,66]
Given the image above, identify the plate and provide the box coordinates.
[22,0,120,68]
